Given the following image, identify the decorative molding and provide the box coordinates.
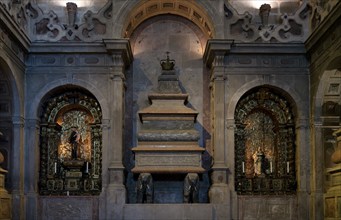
[203,39,233,68]
[25,1,112,42]
[103,39,133,67]
[224,1,309,42]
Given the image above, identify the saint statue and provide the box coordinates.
[253,147,265,176]
[69,126,81,159]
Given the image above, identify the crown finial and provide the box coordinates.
[160,51,175,70]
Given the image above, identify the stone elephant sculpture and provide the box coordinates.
[183,173,199,203]
[136,173,153,203]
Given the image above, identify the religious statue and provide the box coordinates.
[253,147,265,176]
[69,126,81,159]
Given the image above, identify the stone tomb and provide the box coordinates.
[132,55,205,203]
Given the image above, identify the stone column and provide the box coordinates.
[103,39,133,219]
[11,116,25,220]
[24,119,40,220]
[203,40,232,210]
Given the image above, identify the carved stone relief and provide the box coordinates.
[308,0,340,30]
[25,1,112,42]
[235,87,296,194]
[224,1,310,42]
[0,0,29,31]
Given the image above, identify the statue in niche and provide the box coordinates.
[57,110,92,162]
[136,173,153,203]
[244,112,275,177]
[183,173,199,203]
[253,147,265,176]
[68,126,81,159]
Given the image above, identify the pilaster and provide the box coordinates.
[24,119,40,220]
[203,40,232,209]
[11,116,25,220]
[310,120,324,220]
[296,118,311,220]
[103,39,133,219]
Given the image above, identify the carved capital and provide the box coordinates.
[296,118,309,129]
[203,39,233,68]
[210,168,229,185]
[103,39,133,67]
[210,69,227,82]
[12,116,25,127]
[225,119,235,130]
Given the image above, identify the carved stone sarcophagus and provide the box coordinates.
[132,54,205,174]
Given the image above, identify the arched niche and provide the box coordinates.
[235,87,297,194]
[38,88,102,196]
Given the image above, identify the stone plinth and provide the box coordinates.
[123,204,227,220]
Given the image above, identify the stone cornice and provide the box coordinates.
[29,42,107,54]
[103,39,133,67]
[229,43,306,54]
[203,39,233,67]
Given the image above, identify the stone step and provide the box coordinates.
[123,204,226,220]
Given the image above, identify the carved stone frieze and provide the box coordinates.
[224,1,310,42]
[25,1,112,42]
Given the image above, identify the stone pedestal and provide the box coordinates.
[63,160,85,191]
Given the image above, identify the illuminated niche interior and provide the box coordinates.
[56,107,94,162]
[235,87,297,195]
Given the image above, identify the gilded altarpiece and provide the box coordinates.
[235,88,296,194]
[39,91,102,195]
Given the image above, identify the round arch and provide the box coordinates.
[114,0,220,39]
[227,79,305,122]
[27,78,109,120]
[0,55,23,117]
